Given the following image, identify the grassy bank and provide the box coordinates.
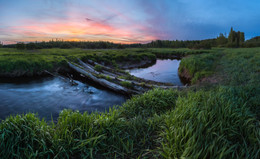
[0,48,207,77]
[178,52,221,83]
[0,48,259,158]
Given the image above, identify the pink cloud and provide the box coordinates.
[1,12,159,44]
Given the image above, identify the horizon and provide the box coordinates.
[1,0,260,45]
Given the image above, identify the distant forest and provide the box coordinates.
[1,27,260,50]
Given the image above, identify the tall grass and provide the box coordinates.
[0,114,53,158]
[119,89,182,118]
[0,87,259,158]
[179,52,221,83]
[160,87,260,159]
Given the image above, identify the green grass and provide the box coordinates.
[0,47,260,158]
[160,87,260,159]
[1,87,259,158]
[120,81,133,89]
[179,51,222,83]
[220,48,260,86]
[0,48,204,75]
[179,47,260,85]
[94,64,103,72]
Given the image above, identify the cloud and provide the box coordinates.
[0,0,260,44]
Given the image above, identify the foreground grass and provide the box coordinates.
[0,47,260,158]
[1,87,259,159]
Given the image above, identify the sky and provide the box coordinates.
[0,0,260,44]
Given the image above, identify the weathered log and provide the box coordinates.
[78,59,188,89]
[78,59,100,74]
[68,62,140,95]
[84,59,174,86]
[78,60,149,92]
[70,60,187,95]
[86,59,126,76]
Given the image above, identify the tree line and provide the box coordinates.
[5,40,132,50]
[1,27,260,50]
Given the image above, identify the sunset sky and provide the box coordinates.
[0,0,260,44]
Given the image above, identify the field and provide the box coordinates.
[0,48,259,158]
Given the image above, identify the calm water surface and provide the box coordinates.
[0,59,183,121]
[0,77,126,121]
[128,59,183,85]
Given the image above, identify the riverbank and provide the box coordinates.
[0,47,259,158]
[0,48,207,78]
[0,48,191,95]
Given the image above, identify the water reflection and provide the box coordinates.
[128,59,183,85]
[0,77,126,121]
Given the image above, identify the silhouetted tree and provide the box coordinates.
[227,27,245,47]
[117,44,126,49]
[26,42,37,50]
[216,33,228,46]
[240,32,245,43]
[228,27,234,44]
[16,42,26,50]
[60,42,72,49]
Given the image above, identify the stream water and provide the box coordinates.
[0,59,183,121]
[0,77,126,121]
[128,59,184,85]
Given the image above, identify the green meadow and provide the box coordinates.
[0,47,259,158]
[0,48,208,75]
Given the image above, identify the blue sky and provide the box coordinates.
[0,0,259,44]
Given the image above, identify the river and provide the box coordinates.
[0,77,126,121]
[128,59,184,85]
[0,59,183,121]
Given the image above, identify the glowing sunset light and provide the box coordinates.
[0,0,260,44]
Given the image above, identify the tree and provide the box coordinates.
[227,27,245,47]
[26,42,36,50]
[117,44,125,49]
[240,32,245,43]
[228,27,234,43]
[60,42,72,49]
[16,42,26,50]
[216,33,228,46]
[0,41,3,48]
